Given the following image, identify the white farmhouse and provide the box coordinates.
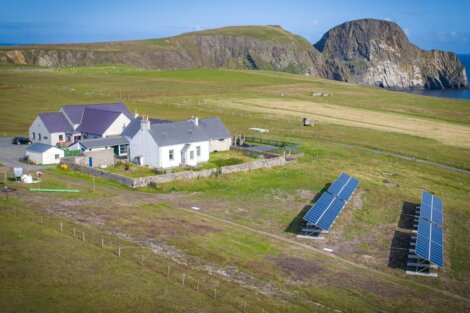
[29,102,132,146]
[25,143,64,165]
[127,116,231,169]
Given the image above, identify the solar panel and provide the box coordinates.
[415,217,444,267]
[327,173,359,201]
[420,191,443,226]
[303,192,346,231]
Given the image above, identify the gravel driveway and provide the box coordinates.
[0,137,53,173]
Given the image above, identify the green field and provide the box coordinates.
[1,66,470,312]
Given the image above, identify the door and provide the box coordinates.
[88,157,93,167]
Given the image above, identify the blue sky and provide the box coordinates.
[1,0,469,53]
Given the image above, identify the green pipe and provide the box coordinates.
[29,188,80,193]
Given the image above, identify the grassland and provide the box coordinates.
[1,65,470,312]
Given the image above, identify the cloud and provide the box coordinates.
[436,30,468,44]
[311,19,319,27]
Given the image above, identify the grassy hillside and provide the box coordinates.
[1,65,469,311]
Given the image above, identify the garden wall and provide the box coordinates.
[62,155,287,188]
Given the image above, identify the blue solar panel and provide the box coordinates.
[328,173,359,201]
[420,191,443,226]
[303,192,346,231]
[415,218,444,267]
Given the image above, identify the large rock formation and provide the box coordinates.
[314,19,467,89]
[0,26,344,80]
[0,21,467,90]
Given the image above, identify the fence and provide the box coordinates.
[0,200,270,312]
[244,137,301,154]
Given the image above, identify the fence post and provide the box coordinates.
[182,274,185,286]
[82,232,85,242]
[60,221,63,232]
[73,227,76,237]
[141,254,144,268]
[167,266,170,278]
[196,278,199,292]
[101,237,104,248]
[118,245,121,257]
[214,289,217,300]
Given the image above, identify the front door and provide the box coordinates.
[88,157,93,167]
[181,151,186,165]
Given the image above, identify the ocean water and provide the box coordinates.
[403,54,470,100]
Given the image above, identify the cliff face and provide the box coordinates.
[0,21,467,90]
[314,19,468,89]
[0,26,344,80]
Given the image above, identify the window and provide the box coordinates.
[59,134,63,141]
[38,133,41,140]
[54,154,60,159]
[169,149,174,160]
[44,136,48,140]
[119,144,128,155]
[32,132,35,139]
[190,151,194,160]
[218,138,224,142]
[196,146,201,157]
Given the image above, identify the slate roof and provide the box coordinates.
[26,143,61,153]
[77,108,122,136]
[149,120,209,146]
[122,117,172,139]
[198,117,231,140]
[76,136,129,150]
[61,102,132,125]
[39,112,73,133]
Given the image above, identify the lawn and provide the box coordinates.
[200,150,257,169]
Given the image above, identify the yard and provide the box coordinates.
[103,150,258,178]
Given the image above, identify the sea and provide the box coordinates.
[402,54,470,100]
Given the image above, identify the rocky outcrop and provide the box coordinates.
[0,26,344,80]
[0,21,466,90]
[314,19,468,89]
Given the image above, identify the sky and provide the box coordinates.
[1,0,469,53]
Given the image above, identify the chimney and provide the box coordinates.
[141,115,150,131]
[134,109,139,118]
[189,116,199,126]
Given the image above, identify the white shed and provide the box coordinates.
[25,143,64,165]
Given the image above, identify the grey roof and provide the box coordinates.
[61,102,132,125]
[26,143,61,153]
[75,136,129,150]
[149,120,210,146]
[77,108,122,136]
[39,112,73,133]
[198,117,231,140]
[122,117,172,139]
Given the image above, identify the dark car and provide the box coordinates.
[12,137,32,145]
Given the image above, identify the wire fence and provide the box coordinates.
[0,200,272,313]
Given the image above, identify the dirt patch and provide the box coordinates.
[296,189,315,201]
[272,255,322,282]
[333,271,405,298]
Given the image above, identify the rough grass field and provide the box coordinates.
[1,65,470,312]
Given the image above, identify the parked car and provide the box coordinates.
[12,137,32,145]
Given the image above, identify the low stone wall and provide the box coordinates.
[62,158,135,187]
[62,155,287,188]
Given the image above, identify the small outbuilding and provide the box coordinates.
[25,143,64,165]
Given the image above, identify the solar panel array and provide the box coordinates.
[415,191,444,267]
[303,173,359,231]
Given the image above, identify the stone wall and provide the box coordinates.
[62,155,287,188]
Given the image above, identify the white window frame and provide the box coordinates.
[169,149,174,160]
[196,146,201,157]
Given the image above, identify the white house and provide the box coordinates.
[25,143,64,165]
[29,112,74,146]
[128,116,230,169]
[29,102,132,146]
